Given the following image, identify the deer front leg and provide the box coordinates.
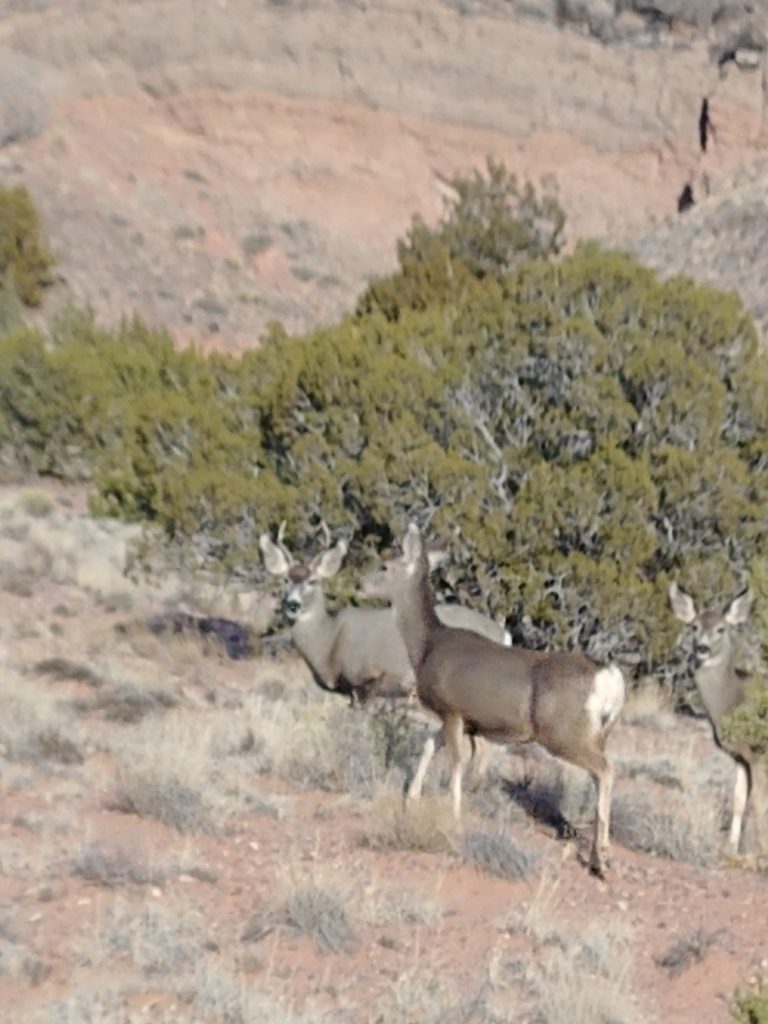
[592,758,614,879]
[444,712,471,821]
[748,760,768,858]
[728,761,750,854]
[407,727,444,802]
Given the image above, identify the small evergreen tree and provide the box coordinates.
[0,185,54,305]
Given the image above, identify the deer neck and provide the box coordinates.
[694,647,739,733]
[393,558,441,669]
[291,601,337,684]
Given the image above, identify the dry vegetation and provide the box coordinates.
[0,485,766,1023]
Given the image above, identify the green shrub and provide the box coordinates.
[0,185,54,306]
[732,982,768,1024]
[0,170,765,684]
[357,157,564,319]
[722,560,768,760]
[722,678,768,758]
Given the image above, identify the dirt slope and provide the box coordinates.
[0,482,767,1023]
[1,0,767,346]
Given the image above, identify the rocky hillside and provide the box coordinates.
[0,0,767,345]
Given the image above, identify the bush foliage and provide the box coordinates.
[357,157,564,320]
[732,982,768,1024]
[0,184,54,306]
[0,167,766,684]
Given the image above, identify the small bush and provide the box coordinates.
[358,157,564,319]
[0,185,54,305]
[282,880,356,954]
[733,982,768,1024]
[0,674,84,765]
[81,681,178,723]
[723,677,768,758]
[112,770,215,835]
[71,843,166,888]
[655,928,720,978]
[362,793,457,854]
[33,657,105,688]
[19,490,53,518]
[461,826,539,881]
[111,718,220,834]
[83,898,203,978]
[610,790,719,865]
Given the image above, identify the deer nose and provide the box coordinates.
[693,643,711,663]
[282,599,301,620]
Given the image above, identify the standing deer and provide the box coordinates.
[259,525,508,703]
[259,525,508,786]
[669,583,768,856]
[361,523,626,877]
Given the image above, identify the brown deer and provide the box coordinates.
[361,523,626,877]
[669,583,768,857]
[259,525,507,790]
[259,525,508,705]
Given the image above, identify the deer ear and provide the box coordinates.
[724,588,752,626]
[310,539,348,580]
[402,522,423,565]
[260,532,292,576]
[426,548,448,571]
[669,582,697,624]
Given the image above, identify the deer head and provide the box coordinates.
[260,524,348,624]
[361,523,448,599]
[669,582,752,670]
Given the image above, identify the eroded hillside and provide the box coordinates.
[1,0,767,345]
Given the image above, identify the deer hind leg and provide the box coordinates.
[747,760,768,857]
[444,712,471,821]
[564,744,613,878]
[468,735,491,785]
[728,760,750,854]
[407,727,444,802]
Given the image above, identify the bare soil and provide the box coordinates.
[0,482,766,1023]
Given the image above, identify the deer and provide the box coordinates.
[259,524,509,785]
[259,524,509,701]
[360,522,626,878]
[669,583,768,858]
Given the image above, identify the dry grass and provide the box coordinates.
[535,922,646,1024]
[372,967,492,1024]
[622,679,676,731]
[610,786,722,866]
[501,870,647,1024]
[79,896,205,978]
[230,690,384,797]
[248,865,444,957]
[244,865,357,955]
[33,656,105,688]
[361,792,458,854]
[70,842,182,889]
[654,927,722,977]
[30,989,140,1024]
[360,879,444,928]
[75,679,179,723]
[110,714,222,834]
[274,875,357,954]
[18,492,54,519]
[461,825,540,882]
[188,964,335,1024]
[0,667,85,766]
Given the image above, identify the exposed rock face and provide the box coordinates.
[0,0,766,345]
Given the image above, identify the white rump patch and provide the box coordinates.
[586,664,625,736]
[503,629,512,648]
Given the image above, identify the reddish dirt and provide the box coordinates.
[2,0,768,347]
[0,479,767,1024]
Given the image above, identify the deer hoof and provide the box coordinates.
[589,848,610,880]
